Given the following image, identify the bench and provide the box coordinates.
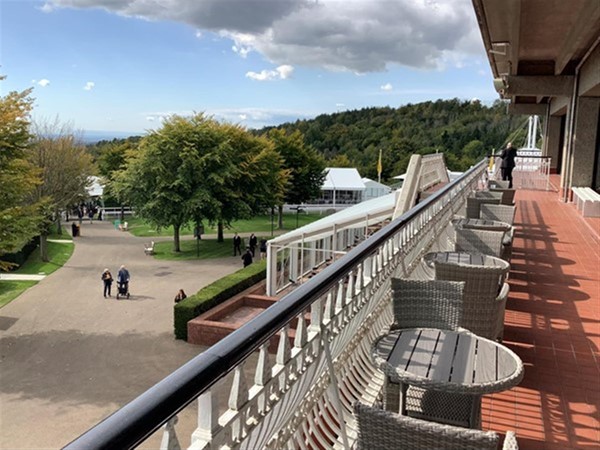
[144,241,155,256]
[572,187,600,217]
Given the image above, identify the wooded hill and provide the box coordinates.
[257,99,526,181]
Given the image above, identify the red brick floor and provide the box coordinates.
[481,186,600,449]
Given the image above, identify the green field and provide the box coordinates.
[15,241,74,276]
[126,212,326,238]
[1,239,75,308]
[0,281,38,309]
[153,237,270,261]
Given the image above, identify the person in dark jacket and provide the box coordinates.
[500,142,518,188]
[117,265,130,297]
[249,233,258,256]
[242,247,253,267]
[101,268,113,298]
[233,233,242,256]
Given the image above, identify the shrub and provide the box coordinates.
[174,260,267,340]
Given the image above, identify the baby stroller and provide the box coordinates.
[116,281,130,299]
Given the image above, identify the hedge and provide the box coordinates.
[3,237,40,269]
[174,260,267,340]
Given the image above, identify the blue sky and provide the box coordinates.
[1,0,498,136]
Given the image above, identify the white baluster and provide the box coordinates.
[160,416,181,450]
[255,343,271,414]
[309,296,323,334]
[191,391,220,448]
[229,365,248,442]
[276,325,291,391]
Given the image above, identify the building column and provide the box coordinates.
[570,97,600,188]
[543,115,563,173]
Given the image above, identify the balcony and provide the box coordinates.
[62,162,599,449]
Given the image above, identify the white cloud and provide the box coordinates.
[239,114,247,120]
[39,2,55,12]
[38,79,50,87]
[380,83,393,91]
[44,0,485,73]
[84,81,95,91]
[232,45,251,58]
[195,30,202,38]
[246,64,294,81]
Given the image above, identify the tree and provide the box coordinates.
[0,79,44,270]
[208,123,288,241]
[28,118,94,261]
[114,113,287,251]
[265,129,326,228]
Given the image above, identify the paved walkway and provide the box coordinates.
[0,220,241,449]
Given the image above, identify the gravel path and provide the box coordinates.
[0,219,240,449]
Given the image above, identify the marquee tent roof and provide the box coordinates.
[322,168,365,191]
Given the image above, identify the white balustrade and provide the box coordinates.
[157,162,488,450]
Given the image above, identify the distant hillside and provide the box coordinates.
[258,99,526,180]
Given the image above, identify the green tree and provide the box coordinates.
[0,80,44,270]
[28,118,94,260]
[114,114,287,250]
[266,129,326,228]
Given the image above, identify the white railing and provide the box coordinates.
[64,160,489,450]
[491,153,551,191]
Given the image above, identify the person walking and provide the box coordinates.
[101,268,113,298]
[500,142,518,188]
[242,247,253,267]
[249,233,258,256]
[117,265,130,298]
[233,233,242,256]
[259,238,268,260]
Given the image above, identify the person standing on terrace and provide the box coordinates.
[500,142,518,188]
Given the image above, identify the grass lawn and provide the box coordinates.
[154,238,245,261]
[15,241,75,275]
[48,224,73,240]
[0,281,38,309]
[127,212,326,238]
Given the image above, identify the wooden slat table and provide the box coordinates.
[423,251,508,269]
[451,217,512,232]
[372,328,524,428]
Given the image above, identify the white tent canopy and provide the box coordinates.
[322,168,365,190]
[87,176,104,197]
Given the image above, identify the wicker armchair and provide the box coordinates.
[487,180,515,205]
[488,180,510,189]
[391,279,464,331]
[466,196,501,219]
[354,402,519,450]
[454,228,504,258]
[388,279,477,427]
[432,256,510,340]
[480,204,517,225]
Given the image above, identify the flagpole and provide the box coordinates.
[377,148,382,184]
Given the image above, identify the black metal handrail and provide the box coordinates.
[63,159,488,450]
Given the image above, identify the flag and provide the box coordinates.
[377,149,382,178]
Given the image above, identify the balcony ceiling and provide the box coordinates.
[472,0,600,106]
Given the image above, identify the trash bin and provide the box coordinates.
[71,222,79,237]
[114,219,121,230]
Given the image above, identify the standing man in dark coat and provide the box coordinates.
[249,233,258,257]
[233,233,242,256]
[500,142,518,188]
